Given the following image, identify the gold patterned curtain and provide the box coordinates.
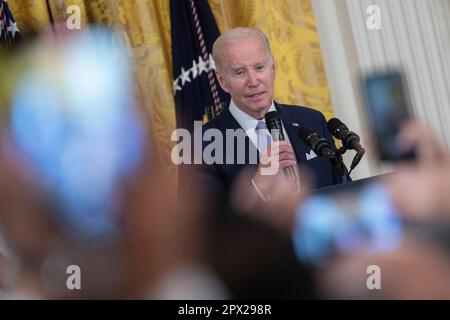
[8,0,333,179]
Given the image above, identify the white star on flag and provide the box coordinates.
[179,67,191,86]
[190,59,198,79]
[208,54,216,70]
[173,78,182,94]
[172,54,219,95]
[197,56,208,76]
[7,19,18,38]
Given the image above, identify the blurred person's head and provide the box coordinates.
[206,206,317,299]
[310,120,450,299]
[316,234,450,299]
[213,27,275,120]
[0,27,202,299]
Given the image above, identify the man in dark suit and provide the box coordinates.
[182,27,343,206]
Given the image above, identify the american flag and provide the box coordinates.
[0,0,21,46]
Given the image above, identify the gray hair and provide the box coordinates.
[212,27,273,71]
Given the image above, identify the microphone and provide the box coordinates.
[327,118,365,169]
[298,126,340,168]
[264,111,298,191]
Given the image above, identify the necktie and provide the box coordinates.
[255,120,272,153]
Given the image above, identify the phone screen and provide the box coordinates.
[362,71,415,161]
[293,177,403,266]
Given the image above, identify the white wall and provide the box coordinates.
[312,0,450,180]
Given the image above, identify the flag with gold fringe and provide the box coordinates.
[170,0,229,132]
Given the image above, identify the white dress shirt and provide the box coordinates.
[228,100,294,201]
[228,99,292,151]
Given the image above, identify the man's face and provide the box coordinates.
[216,36,276,120]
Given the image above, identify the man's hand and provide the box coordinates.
[253,141,298,195]
[229,141,307,234]
[398,120,448,163]
[385,120,450,220]
[386,163,450,221]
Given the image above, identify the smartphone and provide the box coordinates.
[293,177,403,266]
[361,71,415,162]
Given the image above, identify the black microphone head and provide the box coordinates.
[265,110,279,122]
[264,111,281,130]
[264,110,285,141]
[298,126,339,167]
[298,126,316,143]
[328,117,361,151]
[327,118,348,138]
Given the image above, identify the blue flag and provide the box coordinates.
[170,0,229,132]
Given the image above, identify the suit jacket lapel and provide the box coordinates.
[220,108,243,130]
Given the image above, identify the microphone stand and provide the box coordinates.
[335,154,350,183]
[324,151,350,183]
[335,145,365,181]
